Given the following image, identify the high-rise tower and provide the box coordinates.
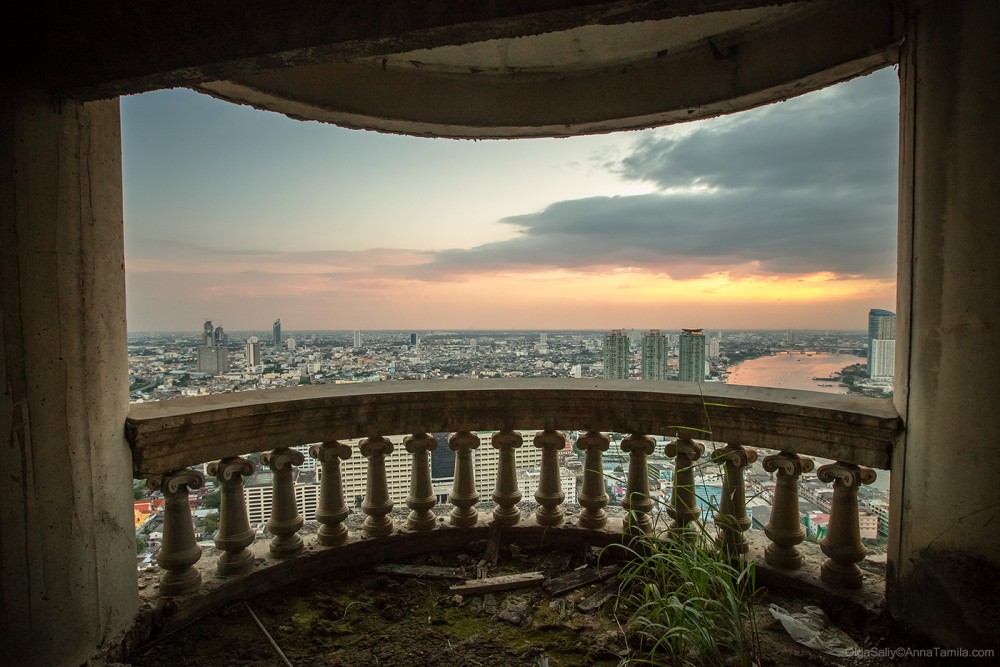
[870,339,896,379]
[202,319,214,346]
[602,329,630,379]
[353,329,362,348]
[197,319,229,374]
[868,308,896,378]
[708,333,721,359]
[867,309,896,378]
[272,318,281,346]
[245,336,262,372]
[641,330,667,380]
[678,328,706,382]
[868,309,896,343]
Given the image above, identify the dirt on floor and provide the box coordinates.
[126,539,933,667]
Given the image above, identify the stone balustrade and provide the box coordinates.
[127,381,897,599]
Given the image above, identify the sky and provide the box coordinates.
[121,68,899,332]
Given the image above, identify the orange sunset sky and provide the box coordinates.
[121,69,898,331]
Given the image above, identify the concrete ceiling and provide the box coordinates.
[4,0,901,138]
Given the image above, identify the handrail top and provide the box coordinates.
[129,378,897,421]
[127,379,900,474]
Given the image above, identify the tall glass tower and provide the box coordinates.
[678,328,706,382]
[641,330,666,380]
[602,329,630,379]
[272,318,281,346]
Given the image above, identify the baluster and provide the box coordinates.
[762,451,814,569]
[577,431,611,529]
[261,447,305,558]
[534,430,567,526]
[711,443,758,557]
[666,435,705,534]
[448,431,481,527]
[621,434,657,536]
[491,430,523,526]
[206,457,255,576]
[359,436,395,537]
[817,461,877,589]
[404,433,438,531]
[310,441,352,546]
[147,469,204,596]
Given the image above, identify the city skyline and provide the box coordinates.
[122,70,899,331]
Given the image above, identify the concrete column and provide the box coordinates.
[0,91,135,663]
[892,0,1000,649]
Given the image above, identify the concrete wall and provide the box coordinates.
[0,91,136,664]
[892,0,1000,649]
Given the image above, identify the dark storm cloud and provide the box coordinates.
[617,70,898,193]
[414,69,899,281]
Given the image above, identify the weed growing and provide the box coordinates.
[609,531,759,666]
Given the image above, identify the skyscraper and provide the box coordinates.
[353,329,362,348]
[641,329,667,380]
[272,318,281,345]
[196,319,229,374]
[867,309,896,378]
[202,319,214,346]
[870,339,896,379]
[245,336,261,372]
[707,334,721,359]
[603,329,630,379]
[678,328,707,382]
[410,333,418,347]
[868,309,896,341]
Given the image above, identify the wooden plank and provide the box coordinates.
[374,564,462,580]
[449,572,545,595]
[543,564,619,596]
[483,524,502,567]
[577,581,619,613]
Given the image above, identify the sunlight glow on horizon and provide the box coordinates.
[122,70,900,332]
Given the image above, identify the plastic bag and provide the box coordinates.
[768,604,860,657]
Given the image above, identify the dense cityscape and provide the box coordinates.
[131,314,896,567]
[128,321,894,402]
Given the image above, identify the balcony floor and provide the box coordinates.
[124,532,932,667]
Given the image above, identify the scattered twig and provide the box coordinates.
[243,601,293,667]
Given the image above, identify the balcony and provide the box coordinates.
[123,380,899,664]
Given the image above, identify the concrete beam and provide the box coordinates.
[5,0,806,97]
[127,380,899,475]
[195,0,901,137]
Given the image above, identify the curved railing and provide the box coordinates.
[126,379,900,635]
[128,379,897,473]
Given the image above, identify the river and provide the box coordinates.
[725,350,862,394]
[725,350,890,492]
